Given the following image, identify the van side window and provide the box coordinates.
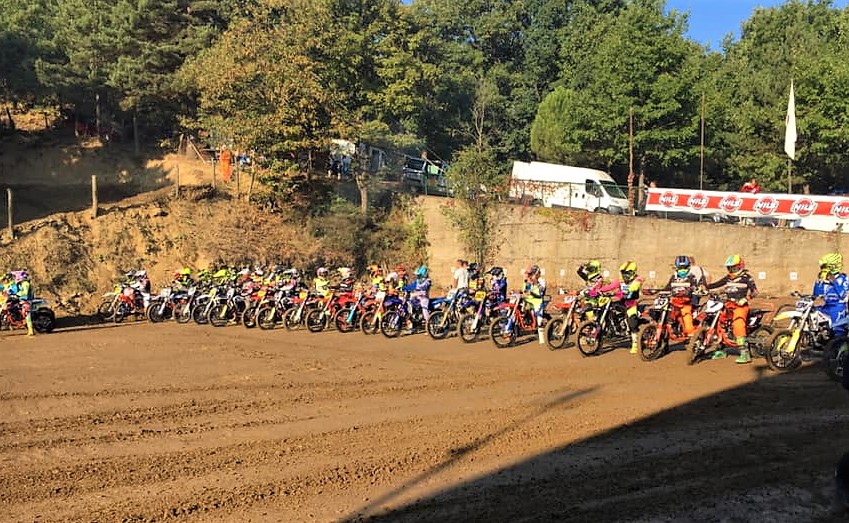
[585,180,600,197]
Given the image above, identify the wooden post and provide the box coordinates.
[174,165,180,199]
[91,175,98,218]
[212,159,216,190]
[235,167,240,197]
[6,188,13,238]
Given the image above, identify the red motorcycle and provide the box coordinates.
[305,288,357,333]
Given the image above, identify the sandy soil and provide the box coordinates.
[1,321,848,523]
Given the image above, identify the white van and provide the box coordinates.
[509,161,630,214]
[790,216,848,233]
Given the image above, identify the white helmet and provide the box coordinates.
[338,267,353,279]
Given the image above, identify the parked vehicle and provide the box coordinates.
[509,161,629,214]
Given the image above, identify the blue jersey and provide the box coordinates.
[814,273,849,336]
[404,278,432,295]
[490,278,507,303]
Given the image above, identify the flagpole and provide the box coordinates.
[699,92,705,191]
[784,80,797,194]
[788,159,792,194]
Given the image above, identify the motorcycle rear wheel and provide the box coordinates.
[544,316,570,350]
[637,322,668,361]
[33,312,55,333]
[765,329,804,372]
[747,326,773,358]
[576,320,602,357]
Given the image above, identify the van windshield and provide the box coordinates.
[601,181,626,199]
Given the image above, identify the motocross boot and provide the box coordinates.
[26,316,34,336]
[710,350,727,360]
[538,328,545,344]
[629,333,639,354]
[735,338,751,364]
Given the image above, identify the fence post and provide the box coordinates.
[91,175,98,218]
[212,160,216,190]
[6,188,13,239]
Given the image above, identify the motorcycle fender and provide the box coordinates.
[774,310,803,322]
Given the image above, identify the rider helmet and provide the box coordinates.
[487,266,504,280]
[674,255,691,277]
[584,260,601,281]
[724,254,745,278]
[523,264,540,278]
[367,264,381,277]
[819,253,843,275]
[395,264,406,274]
[136,270,147,278]
[415,265,428,279]
[338,267,353,279]
[468,262,481,280]
[619,261,637,283]
[316,267,329,278]
[13,270,27,283]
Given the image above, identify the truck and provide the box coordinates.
[401,155,452,196]
[509,161,630,214]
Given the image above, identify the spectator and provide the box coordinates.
[740,177,761,194]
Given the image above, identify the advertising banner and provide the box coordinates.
[645,188,849,221]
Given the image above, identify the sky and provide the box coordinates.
[667,0,849,49]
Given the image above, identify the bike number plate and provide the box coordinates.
[474,291,487,301]
[563,295,576,304]
[299,291,308,299]
[160,287,171,297]
[375,291,386,301]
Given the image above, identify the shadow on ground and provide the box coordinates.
[348,364,849,522]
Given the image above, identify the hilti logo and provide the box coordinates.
[719,194,742,213]
[687,193,709,210]
[790,198,816,217]
[753,196,778,215]
[832,200,849,219]
[659,191,678,207]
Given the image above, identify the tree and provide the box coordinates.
[444,79,507,266]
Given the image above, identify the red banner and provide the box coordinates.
[645,188,849,221]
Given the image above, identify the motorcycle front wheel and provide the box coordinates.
[765,329,804,372]
[544,316,570,351]
[824,337,849,382]
[576,320,602,357]
[381,311,403,338]
[33,312,55,333]
[426,310,451,340]
[457,312,482,343]
[209,303,233,327]
[686,326,711,365]
[637,321,668,362]
[305,309,328,333]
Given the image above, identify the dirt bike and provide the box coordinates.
[208,286,248,327]
[283,290,321,331]
[575,295,630,356]
[637,291,698,361]
[489,292,546,348]
[334,290,374,333]
[256,287,299,330]
[173,285,202,324]
[361,291,403,335]
[457,290,502,343]
[0,295,55,333]
[241,283,270,329]
[426,289,473,340]
[381,291,427,338]
[687,293,772,365]
[146,287,184,323]
[305,288,356,333]
[765,292,834,372]
[97,283,124,321]
[544,292,587,350]
[114,287,147,323]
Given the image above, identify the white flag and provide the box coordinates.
[784,80,797,160]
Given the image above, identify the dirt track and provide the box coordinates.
[2,321,849,522]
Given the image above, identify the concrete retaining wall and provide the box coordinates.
[420,196,849,296]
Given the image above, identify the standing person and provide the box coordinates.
[523,264,547,344]
[219,147,233,184]
[707,255,759,364]
[740,178,761,194]
[452,259,469,293]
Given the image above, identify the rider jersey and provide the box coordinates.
[313,277,330,296]
[813,273,849,307]
[620,277,643,306]
[370,276,386,292]
[490,278,507,303]
[663,273,699,298]
[707,270,758,301]
[405,278,432,296]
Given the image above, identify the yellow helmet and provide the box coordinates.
[819,253,843,274]
[619,261,637,283]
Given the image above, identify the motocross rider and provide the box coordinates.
[9,270,34,336]
[130,270,151,309]
[707,254,759,364]
[171,267,194,291]
[487,266,508,305]
[404,266,432,322]
[813,253,848,338]
[618,261,644,354]
[367,264,386,293]
[577,260,602,284]
[314,267,331,297]
[661,256,700,338]
[468,263,484,291]
[523,264,547,344]
[337,267,356,292]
